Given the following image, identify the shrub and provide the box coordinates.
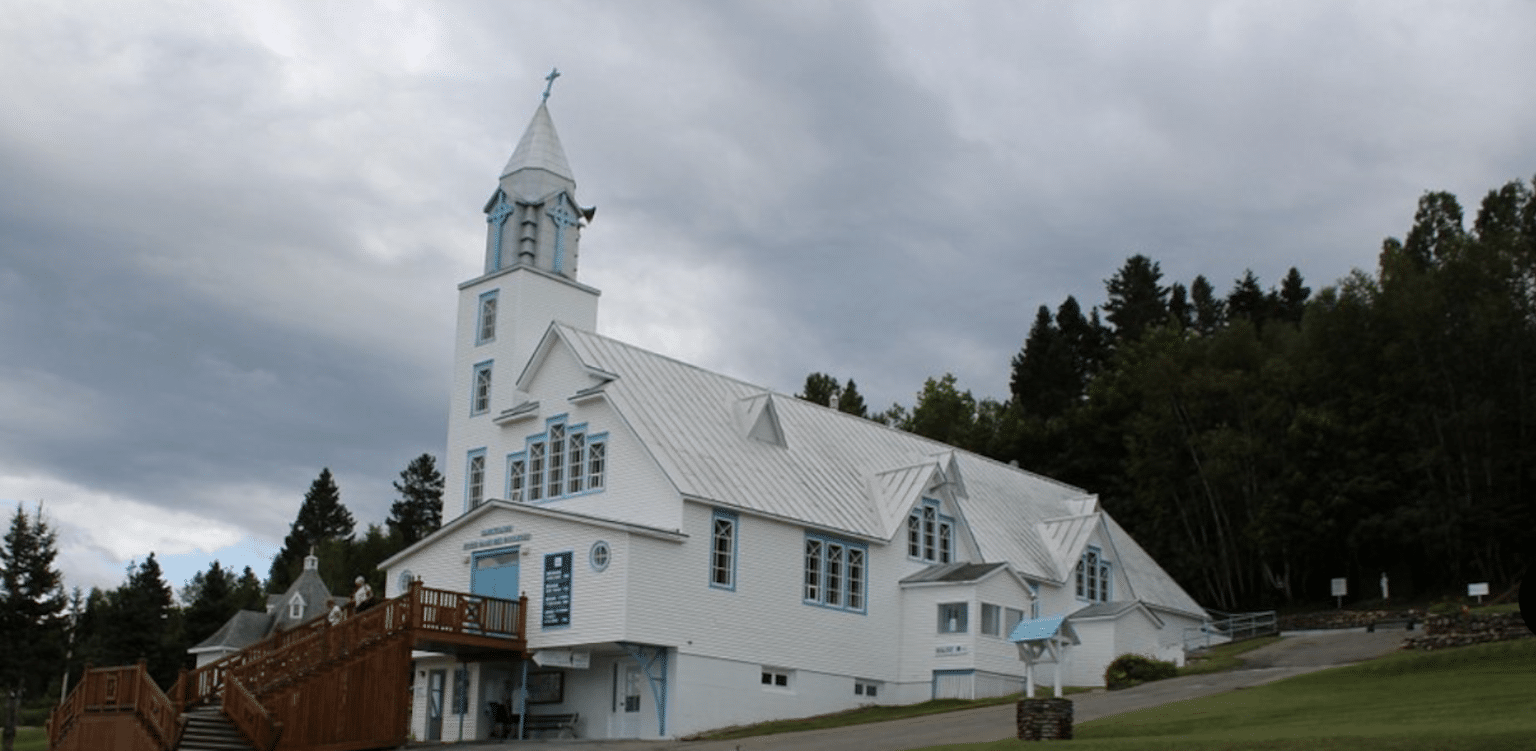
[1104,653,1177,690]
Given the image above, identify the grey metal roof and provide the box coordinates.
[190,609,273,653]
[1067,601,1139,619]
[502,102,573,181]
[900,561,1008,584]
[270,567,343,632]
[534,323,1206,619]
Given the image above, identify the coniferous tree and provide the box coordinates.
[102,554,181,685]
[270,468,355,592]
[1102,254,1170,343]
[181,560,237,649]
[1190,275,1225,335]
[1275,268,1311,325]
[838,379,868,418]
[0,502,67,698]
[1225,270,1268,326]
[796,373,841,406]
[389,454,444,547]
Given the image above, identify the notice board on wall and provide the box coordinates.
[543,551,572,628]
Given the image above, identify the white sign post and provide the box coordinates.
[1331,577,1348,609]
[1468,582,1489,605]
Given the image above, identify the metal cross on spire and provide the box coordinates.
[542,67,561,103]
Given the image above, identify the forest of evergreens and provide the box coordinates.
[803,177,1535,611]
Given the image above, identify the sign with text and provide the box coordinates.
[532,649,591,669]
[1468,582,1489,597]
[542,551,573,628]
[1330,578,1348,597]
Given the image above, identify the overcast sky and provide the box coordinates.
[3,1,1533,598]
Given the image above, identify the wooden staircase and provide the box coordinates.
[178,707,256,751]
[49,581,528,751]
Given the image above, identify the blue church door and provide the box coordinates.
[472,549,521,600]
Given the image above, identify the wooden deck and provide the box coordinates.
[49,581,528,751]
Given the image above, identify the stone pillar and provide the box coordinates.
[1017,697,1073,741]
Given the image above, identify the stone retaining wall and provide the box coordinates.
[1404,612,1529,649]
[1016,698,1073,741]
[1276,610,1422,631]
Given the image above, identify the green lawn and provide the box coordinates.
[1179,635,1284,676]
[915,640,1536,751]
[9,726,47,751]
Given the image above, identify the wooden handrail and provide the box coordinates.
[55,583,525,751]
[49,660,180,751]
[224,674,281,751]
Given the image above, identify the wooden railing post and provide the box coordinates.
[518,593,529,639]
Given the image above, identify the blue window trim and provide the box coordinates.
[1076,546,1111,603]
[589,540,611,572]
[937,601,969,633]
[471,360,494,416]
[908,499,954,564]
[464,448,487,513]
[486,191,514,273]
[477,290,499,345]
[709,509,738,591]
[802,531,868,614]
[505,451,527,501]
[506,415,608,504]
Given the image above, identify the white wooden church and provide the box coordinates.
[379,91,1208,742]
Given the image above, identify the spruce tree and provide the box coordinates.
[837,379,868,418]
[0,502,67,698]
[269,468,355,592]
[388,454,445,547]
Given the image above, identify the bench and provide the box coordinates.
[1367,617,1417,632]
[521,712,580,739]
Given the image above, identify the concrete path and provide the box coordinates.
[430,629,1408,751]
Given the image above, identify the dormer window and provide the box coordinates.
[907,499,952,564]
[1076,547,1111,603]
[288,594,305,620]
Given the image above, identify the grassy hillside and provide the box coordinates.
[922,639,1536,750]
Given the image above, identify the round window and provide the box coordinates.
[590,540,611,572]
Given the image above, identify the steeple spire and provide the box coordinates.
[482,73,595,279]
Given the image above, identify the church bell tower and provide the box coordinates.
[445,71,601,517]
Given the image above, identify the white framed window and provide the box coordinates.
[502,420,607,503]
[547,423,565,499]
[909,499,954,564]
[710,510,737,590]
[567,433,585,494]
[854,680,881,697]
[981,603,1001,636]
[1028,581,1042,619]
[471,361,493,415]
[466,449,486,508]
[527,442,545,501]
[506,455,526,501]
[938,602,968,633]
[804,534,867,613]
[288,594,304,620]
[590,540,611,572]
[760,668,791,689]
[477,290,498,344]
[1076,547,1110,603]
[1005,607,1025,637]
[587,439,606,489]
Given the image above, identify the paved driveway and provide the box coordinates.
[437,629,1408,751]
